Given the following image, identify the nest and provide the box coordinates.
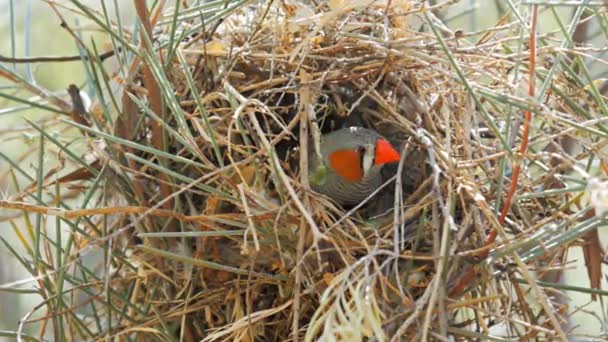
[5,1,607,341]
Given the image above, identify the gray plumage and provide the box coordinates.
[309,127,387,205]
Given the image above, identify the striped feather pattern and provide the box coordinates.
[312,164,383,205]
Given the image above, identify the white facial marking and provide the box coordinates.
[362,143,375,176]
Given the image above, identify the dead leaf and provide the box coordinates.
[582,226,604,300]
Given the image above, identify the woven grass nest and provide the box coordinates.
[9,1,608,341]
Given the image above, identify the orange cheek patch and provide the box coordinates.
[328,149,363,183]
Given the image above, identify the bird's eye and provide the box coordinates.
[356,146,366,154]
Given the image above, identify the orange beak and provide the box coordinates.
[374,139,400,165]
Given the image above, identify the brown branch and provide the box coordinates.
[0,50,116,64]
[133,0,174,213]
[450,4,539,297]
[0,200,283,224]
[497,22,537,223]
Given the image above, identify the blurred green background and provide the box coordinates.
[0,1,135,340]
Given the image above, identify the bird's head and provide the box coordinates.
[323,127,400,183]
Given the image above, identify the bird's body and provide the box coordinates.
[309,127,400,205]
